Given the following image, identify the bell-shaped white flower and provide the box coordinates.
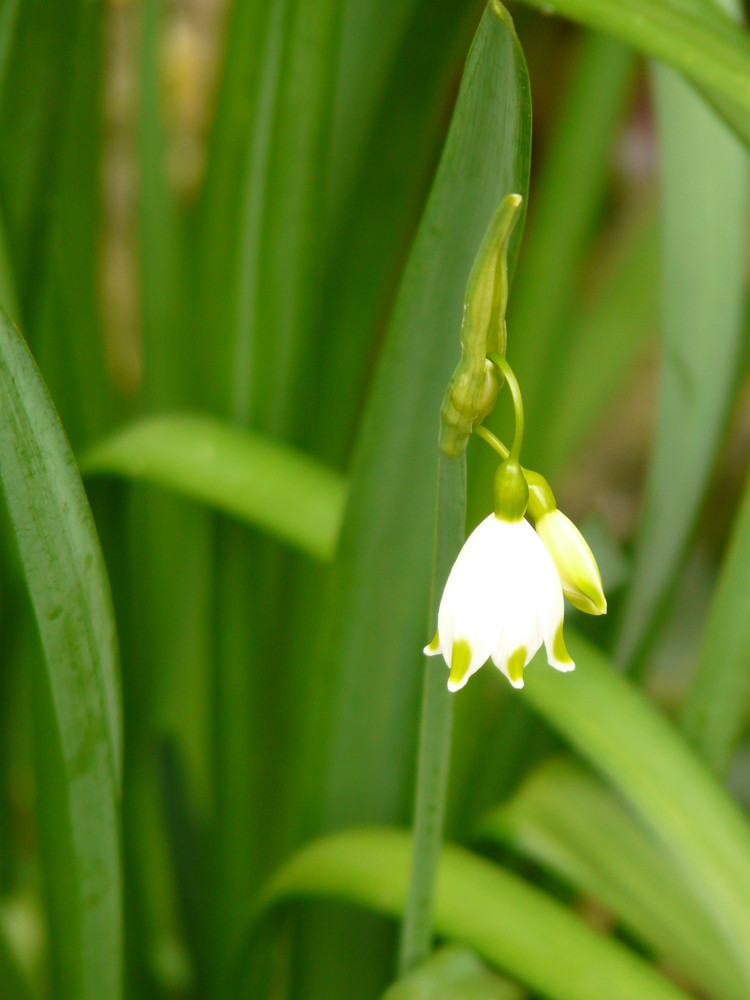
[424,512,573,691]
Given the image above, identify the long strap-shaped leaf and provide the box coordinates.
[0,313,122,1000]
[616,30,748,669]
[522,633,750,989]
[82,414,347,562]
[479,757,747,999]
[239,828,689,1000]
[512,0,750,148]
[682,466,750,772]
[304,0,531,835]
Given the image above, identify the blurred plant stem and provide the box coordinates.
[398,454,465,973]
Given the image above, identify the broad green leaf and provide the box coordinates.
[303,0,531,835]
[0,314,122,1000]
[522,632,750,988]
[82,414,347,562]
[241,828,689,1000]
[512,0,750,148]
[291,10,531,990]
[479,757,746,999]
[615,54,748,668]
[384,946,522,1000]
[682,467,750,773]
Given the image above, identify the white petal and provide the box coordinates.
[489,519,547,686]
[436,514,508,685]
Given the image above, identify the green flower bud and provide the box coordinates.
[535,509,607,616]
[493,459,528,522]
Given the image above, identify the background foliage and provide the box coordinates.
[0,0,749,997]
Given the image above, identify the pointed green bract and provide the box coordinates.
[439,194,523,457]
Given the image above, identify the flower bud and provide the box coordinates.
[535,509,607,615]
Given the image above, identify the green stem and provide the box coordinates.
[398,453,466,975]
[473,423,509,459]
[487,352,524,463]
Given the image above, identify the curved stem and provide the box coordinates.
[473,423,509,459]
[487,352,524,463]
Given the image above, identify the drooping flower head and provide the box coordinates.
[425,455,573,691]
[425,352,604,692]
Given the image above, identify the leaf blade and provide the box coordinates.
[82,414,347,562]
[0,314,122,1000]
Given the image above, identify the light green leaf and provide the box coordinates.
[682,467,750,773]
[615,53,748,668]
[512,0,750,148]
[0,313,122,1000]
[81,414,347,562]
[384,946,522,1000]
[522,632,750,989]
[241,828,690,1000]
[479,757,746,999]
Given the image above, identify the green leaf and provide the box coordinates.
[521,632,750,989]
[241,828,690,1000]
[539,212,659,477]
[479,757,746,999]
[504,31,635,447]
[0,313,122,1000]
[615,55,748,668]
[81,414,347,562]
[0,0,81,314]
[512,0,750,148]
[303,0,531,835]
[384,946,522,1000]
[309,0,485,468]
[682,468,750,773]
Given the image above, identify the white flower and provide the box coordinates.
[424,513,574,691]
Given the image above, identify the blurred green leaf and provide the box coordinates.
[82,414,347,561]
[0,0,80,315]
[242,828,690,1000]
[304,0,531,835]
[308,0,482,467]
[540,214,659,477]
[682,468,750,773]
[616,57,748,669]
[33,0,112,448]
[522,632,750,989]
[479,757,746,998]
[503,31,634,451]
[512,0,750,148]
[0,313,122,1000]
[384,946,522,1000]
